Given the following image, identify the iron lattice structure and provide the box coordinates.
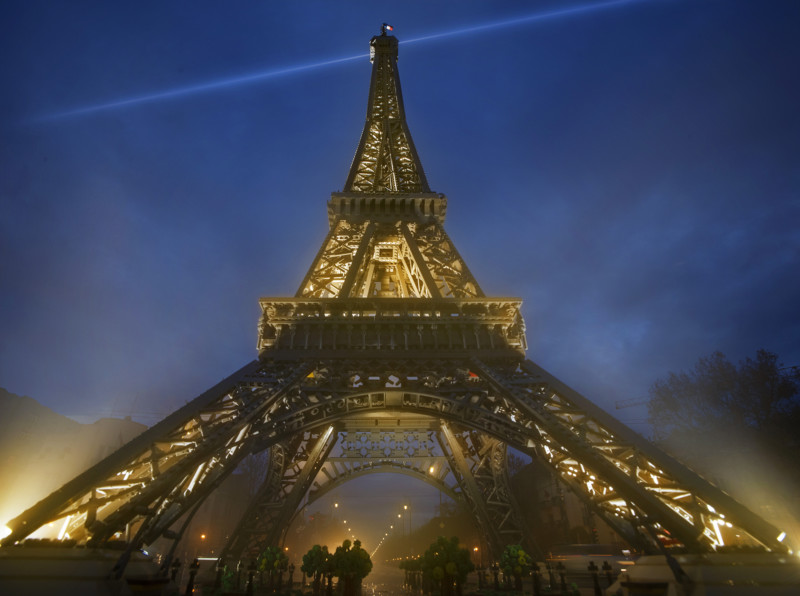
[2,30,788,572]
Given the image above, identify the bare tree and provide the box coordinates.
[648,349,798,441]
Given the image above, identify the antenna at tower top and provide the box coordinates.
[381,23,394,36]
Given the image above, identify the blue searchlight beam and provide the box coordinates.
[37,0,649,122]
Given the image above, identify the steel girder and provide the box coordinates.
[405,222,482,299]
[4,356,788,556]
[222,440,294,560]
[303,458,461,507]
[239,356,789,553]
[296,220,372,299]
[296,221,482,301]
[2,359,312,547]
[222,423,519,562]
[223,427,337,561]
[439,423,518,559]
[475,359,789,552]
[442,426,531,557]
[344,34,429,194]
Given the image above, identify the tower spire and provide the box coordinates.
[344,29,430,193]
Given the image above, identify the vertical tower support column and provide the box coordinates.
[222,426,337,562]
[439,423,505,559]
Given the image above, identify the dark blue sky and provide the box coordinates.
[1,0,799,438]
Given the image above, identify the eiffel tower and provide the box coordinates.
[2,28,788,575]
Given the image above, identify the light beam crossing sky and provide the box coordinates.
[37,0,650,122]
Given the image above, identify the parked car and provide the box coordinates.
[545,544,637,576]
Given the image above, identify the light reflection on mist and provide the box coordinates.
[659,428,800,552]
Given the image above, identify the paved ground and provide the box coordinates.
[362,563,611,596]
[191,563,611,596]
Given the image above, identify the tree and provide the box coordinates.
[301,544,329,596]
[420,536,474,596]
[647,349,800,528]
[321,547,336,596]
[648,350,798,441]
[499,544,531,592]
[399,557,423,591]
[331,539,372,596]
[259,545,289,591]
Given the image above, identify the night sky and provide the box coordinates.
[2,1,799,440]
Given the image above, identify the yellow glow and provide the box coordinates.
[429,466,435,474]
[711,519,725,546]
[185,462,206,495]
[1,526,11,540]
[57,515,72,541]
